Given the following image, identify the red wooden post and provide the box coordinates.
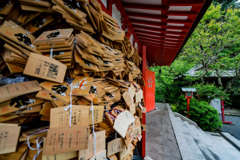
[142,45,146,158]
[221,100,232,124]
[221,100,225,122]
[187,98,190,118]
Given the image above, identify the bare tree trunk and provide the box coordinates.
[215,69,223,88]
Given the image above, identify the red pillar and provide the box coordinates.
[142,45,146,158]
[221,100,232,124]
[187,98,190,118]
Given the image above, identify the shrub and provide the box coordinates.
[193,83,230,103]
[175,95,222,131]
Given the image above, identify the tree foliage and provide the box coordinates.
[153,4,240,107]
[213,0,240,9]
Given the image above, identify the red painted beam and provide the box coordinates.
[151,51,178,53]
[167,19,194,24]
[123,3,168,10]
[154,48,179,51]
[134,26,188,35]
[142,43,164,47]
[148,50,177,53]
[134,26,165,32]
[145,44,163,48]
[137,35,165,40]
[127,11,167,20]
[140,41,181,47]
[168,11,198,16]
[141,38,183,43]
[131,19,167,27]
[115,0,142,48]
[166,26,190,30]
[147,48,179,51]
[138,36,183,43]
[140,40,181,46]
[149,45,181,50]
[137,35,165,39]
[170,0,204,6]
[147,46,179,50]
[136,31,186,40]
[139,37,165,42]
[140,40,166,44]
[166,31,187,35]
[136,32,165,38]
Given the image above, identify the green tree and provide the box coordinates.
[213,0,240,9]
[154,4,240,106]
[181,4,240,92]
[152,58,195,103]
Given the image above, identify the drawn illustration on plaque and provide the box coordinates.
[52,85,68,96]
[46,31,61,39]
[32,18,47,28]
[63,0,77,12]
[89,86,97,94]
[14,33,35,49]
[10,95,35,109]
[72,78,91,90]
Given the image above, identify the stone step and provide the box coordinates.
[170,116,196,160]
[180,120,222,160]
[174,116,217,160]
[187,123,213,147]
[205,132,240,160]
[168,104,240,160]
[220,132,240,151]
[180,121,206,160]
[182,121,218,160]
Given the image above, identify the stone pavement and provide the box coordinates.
[146,103,181,160]
[146,103,240,160]
[224,108,240,116]
[220,115,240,140]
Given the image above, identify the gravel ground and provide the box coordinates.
[219,115,240,140]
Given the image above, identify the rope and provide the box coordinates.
[65,83,73,127]
[90,101,96,156]
[27,129,48,160]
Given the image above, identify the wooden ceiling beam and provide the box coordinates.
[140,39,182,46]
[138,36,183,42]
[168,11,198,16]
[136,31,186,40]
[123,3,168,10]
[131,19,167,27]
[127,11,167,20]
[170,0,204,6]
[167,19,194,24]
